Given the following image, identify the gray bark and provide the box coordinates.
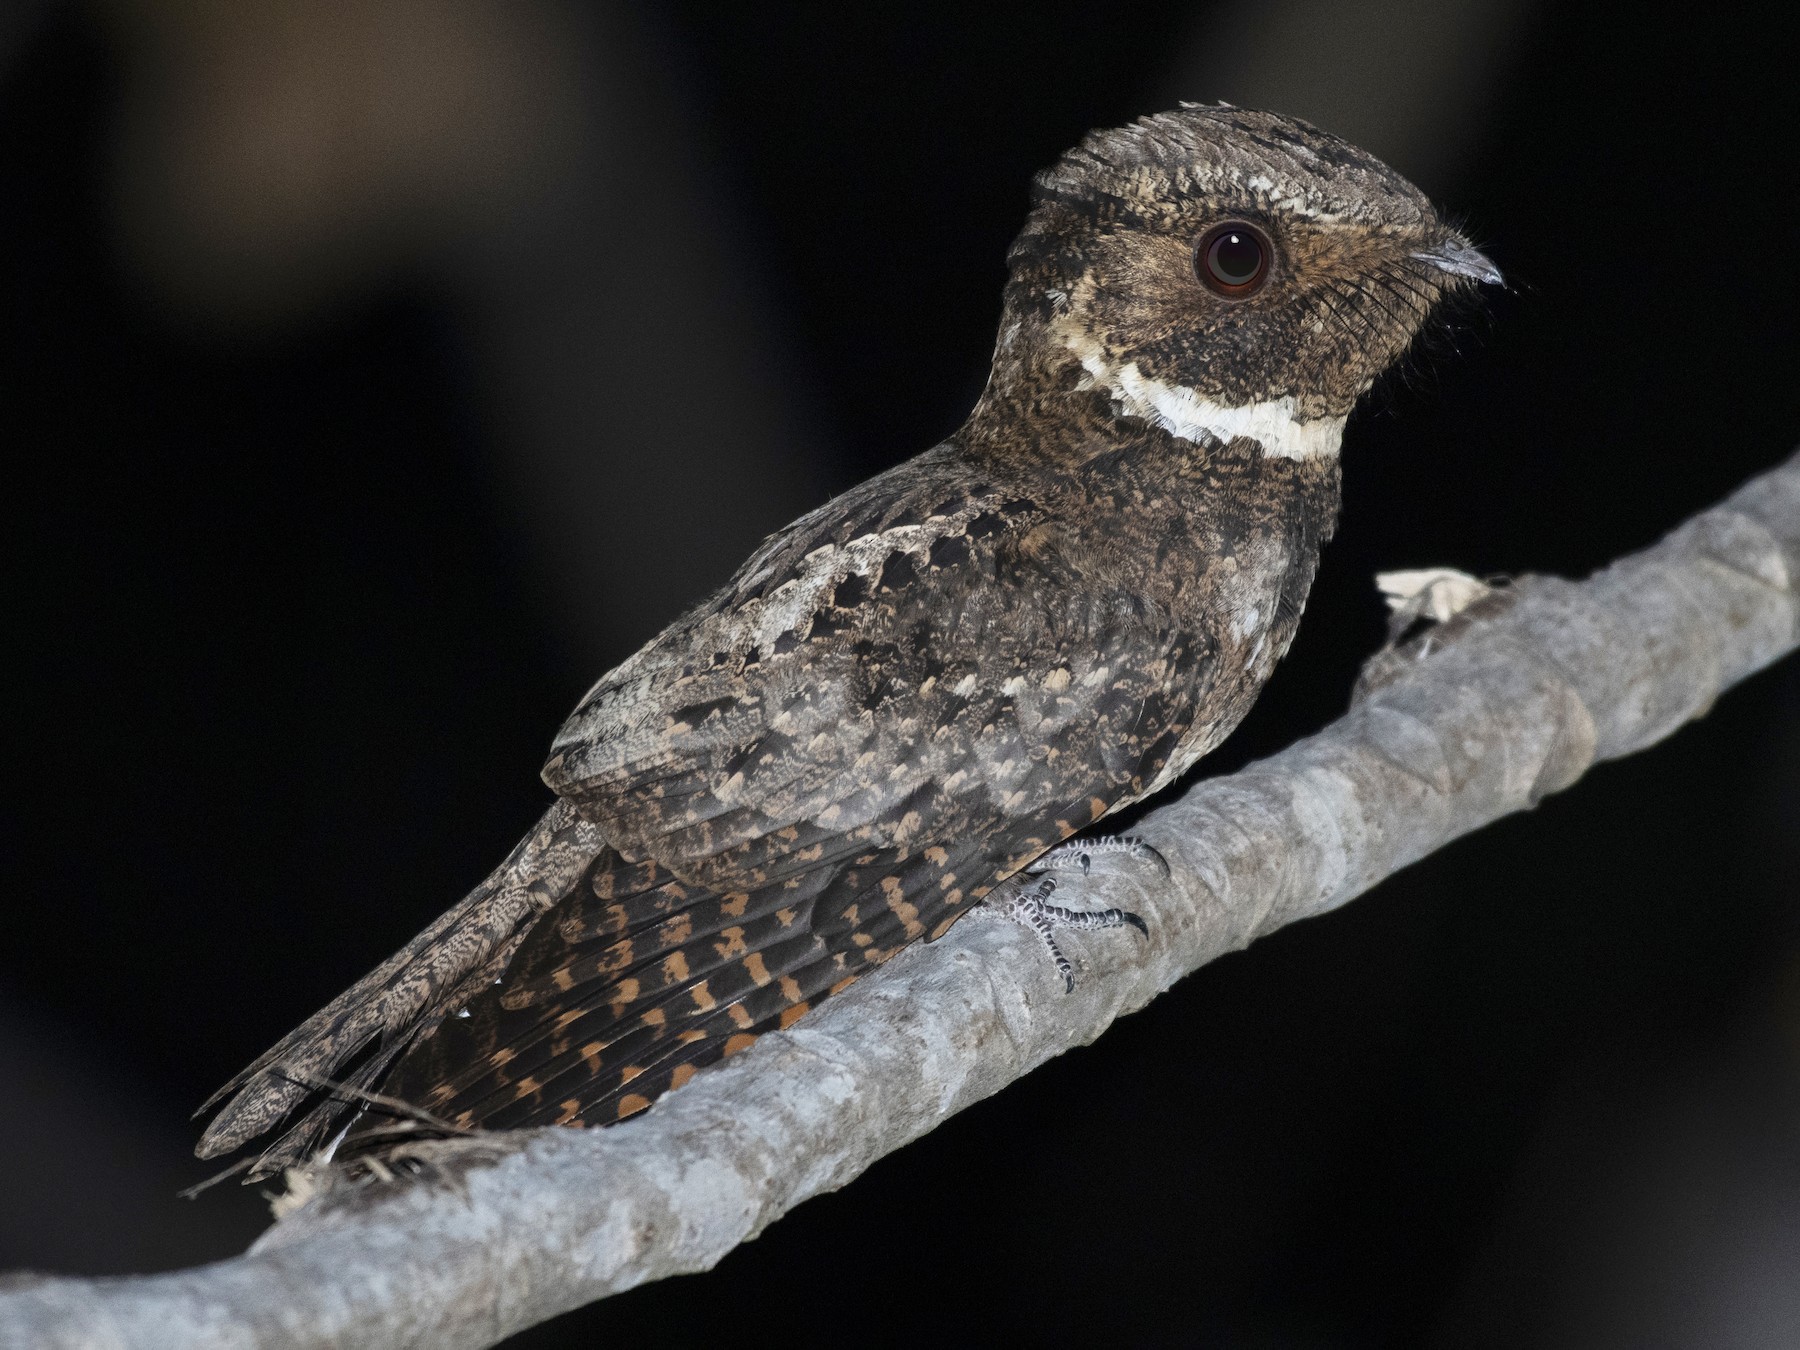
[5,449,1797,1350]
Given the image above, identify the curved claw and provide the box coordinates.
[1031,835,1169,878]
[1135,844,1171,880]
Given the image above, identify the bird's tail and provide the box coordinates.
[194,799,607,1180]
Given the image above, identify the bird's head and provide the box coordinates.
[989,104,1500,460]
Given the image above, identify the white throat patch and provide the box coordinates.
[1063,335,1345,461]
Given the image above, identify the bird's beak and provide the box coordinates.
[1410,237,1503,286]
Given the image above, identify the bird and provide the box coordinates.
[196,104,1500,1181]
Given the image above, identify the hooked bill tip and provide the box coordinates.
[1411,239,1503,286]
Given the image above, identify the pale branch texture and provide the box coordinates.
[6,450,1798,1350]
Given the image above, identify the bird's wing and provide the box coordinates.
[543,452,1202,893]
[369,454,1212,1135]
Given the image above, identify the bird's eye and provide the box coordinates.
[1194,222,1271,298]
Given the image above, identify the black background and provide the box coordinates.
[5,2,1799,1346]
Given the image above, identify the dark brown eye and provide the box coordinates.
[1194,222,1271,298]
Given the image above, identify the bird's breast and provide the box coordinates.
[1096,441,1341,800]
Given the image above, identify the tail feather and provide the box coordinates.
[194,882,497,1159]
[195,800,605,1177]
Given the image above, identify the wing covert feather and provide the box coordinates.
[542,453,1204,896]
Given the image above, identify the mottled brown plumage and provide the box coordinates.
[197,105,1496,1179]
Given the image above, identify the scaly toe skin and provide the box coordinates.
[1031,835,1169,879]
[997,872,1151,991]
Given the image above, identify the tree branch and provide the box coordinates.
[6,450,1797,1350]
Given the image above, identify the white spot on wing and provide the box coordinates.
[749,508,989,651]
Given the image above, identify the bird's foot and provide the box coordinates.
[1027,835,1170,879]
[998,875,1149,993]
